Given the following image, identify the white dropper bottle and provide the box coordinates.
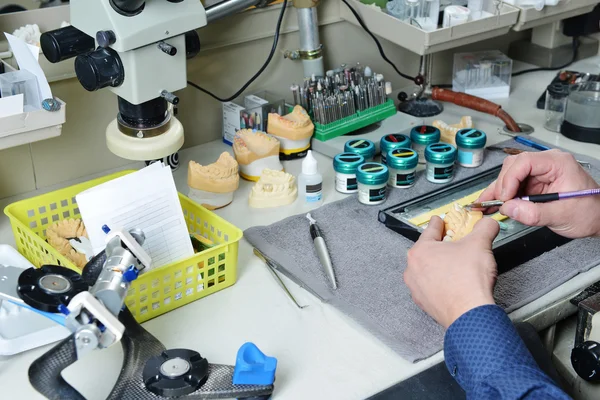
[298,150,324,206]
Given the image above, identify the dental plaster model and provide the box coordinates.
[267,105,314,156]
[233,129,283,181]
[188,152,239,210]
[433,116,474,146]
[442,203,483,242]
[46,218,89,269]
[248,169,298,208]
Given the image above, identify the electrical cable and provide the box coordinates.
[186,0,288,102]
[340,0,415,82]
[511,37,580,77]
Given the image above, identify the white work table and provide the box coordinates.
[1,57,600,400]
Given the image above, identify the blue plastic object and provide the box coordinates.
[122,265,139,283]
[102,224,111,234]
[514,136,551,151]
[232,342,277,386]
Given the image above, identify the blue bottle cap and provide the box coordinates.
[356,162,389,186]
[456,129,487,149]
[380,134,411,154]
[387,148,418,170]
[410,126,441,146]
[344,139,376,160]
[425,143,457,164]
[333,152,365,174]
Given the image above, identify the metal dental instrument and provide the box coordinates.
[253,248,307,309]
[467,188,600,209]
[306,213,337,290]
[486,146,592,169]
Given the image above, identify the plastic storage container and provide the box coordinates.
[425,143,457,183]
[453,50,512,100]
[356,162,389,205]
[333,152,365,194]
[387,148,419,188]
[4,170,243,324]
[455,128,487,167]
[345,139,376,161]
[544,83,569,133]
[380,133,411,165]
[410,125,441,164]
[0,69,41,112]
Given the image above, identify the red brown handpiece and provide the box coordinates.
[431,88,521,133]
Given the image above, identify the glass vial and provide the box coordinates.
[544,83,569,133]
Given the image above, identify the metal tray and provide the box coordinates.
[378,166,572,274]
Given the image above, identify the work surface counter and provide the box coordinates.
[1,57,600,400]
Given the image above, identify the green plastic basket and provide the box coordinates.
[312,99,397,142]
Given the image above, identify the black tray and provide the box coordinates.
[378,166,572,274]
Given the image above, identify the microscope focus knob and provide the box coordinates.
[571,341,600,382]
[96,30,116,48]
[75,48,124,91]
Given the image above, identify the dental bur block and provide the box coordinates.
[233,342,277,386]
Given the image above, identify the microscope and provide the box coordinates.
[40,0,273,162]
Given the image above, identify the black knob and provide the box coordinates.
[161,90,179,105]
[74,48,124,92]
[398,91,408,102]
[40,25,95,64]
[96,30,116,48]
[157,41,177,56]
[571,341,600,382]
[185,30,201,59]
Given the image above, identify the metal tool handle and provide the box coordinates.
[28,333,85,400]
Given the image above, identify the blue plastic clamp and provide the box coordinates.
[232,342,277,386]
[122,265,139,283]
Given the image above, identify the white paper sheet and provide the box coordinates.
[0,93,23,119]
[4,33,52,101]
[76,163,194,270]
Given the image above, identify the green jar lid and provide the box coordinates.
[387,148,418,170]
[333,152,365,174]
[425,143,457,164]
[456,129,487,149]
[380,134,411,154]
[356,162,389,186]
[344,139,375,159]
[410,126,441,146]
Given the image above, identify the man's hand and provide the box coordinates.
[478,150,600,238]
[404,217,500,329]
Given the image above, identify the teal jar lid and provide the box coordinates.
[333,152,365,174]
[410,126,440,145]
[356,162,389,185]
[380,134,411,153]
[456,129,487,149]
[344,139,375,159]
[425,143,457,164]
[387,148,418,170]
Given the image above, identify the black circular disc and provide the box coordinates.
[143,349,209,397]
[17,265,88,313]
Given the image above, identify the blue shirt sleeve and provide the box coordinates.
[444,304,571,399]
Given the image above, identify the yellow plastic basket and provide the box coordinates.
[4,170,242,323]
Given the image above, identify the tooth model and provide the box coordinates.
[233,129,283,181]
[433,116,473,146]
[46,218,88,269]
[188,152,239,210]
[267,105,314,157]
[443,203,483,242]
[249,169,298,208]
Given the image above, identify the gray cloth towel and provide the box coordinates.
[244,139,600,362]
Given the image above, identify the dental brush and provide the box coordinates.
[467,188,600,209]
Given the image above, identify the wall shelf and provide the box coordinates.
[340,0,520,55]
[508,0,597,31]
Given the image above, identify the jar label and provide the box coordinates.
[305,182,323,202]
[359,186,387,203]
[432,165,454,180]
[393,172,416,187]
[458,150,483,166]
[335,175,357,192]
